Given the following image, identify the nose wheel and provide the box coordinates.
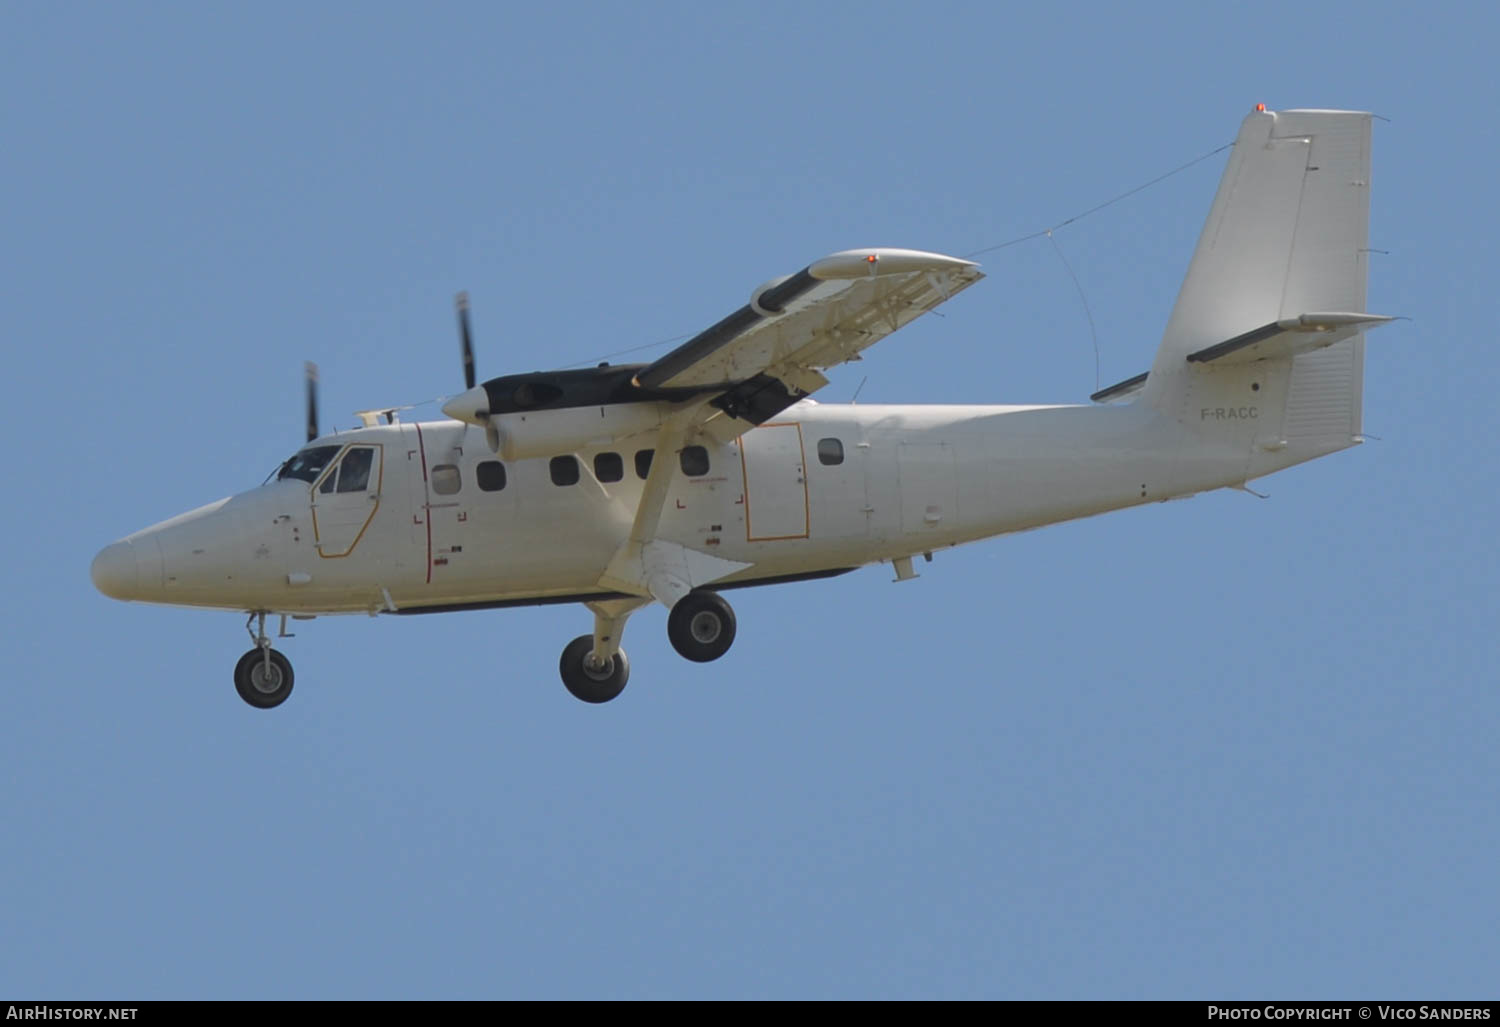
[234,611,295,709]
[234,647,294,708]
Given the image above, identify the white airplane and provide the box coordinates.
[92,106,1392,708]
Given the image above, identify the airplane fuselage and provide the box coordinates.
[94,397,1330,617]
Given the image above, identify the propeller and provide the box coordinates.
[456,291,476,391]
[300,293,490,450]
[305,361,320,443]
[448,292,502,453]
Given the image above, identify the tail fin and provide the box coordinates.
[1141,108,1377,462]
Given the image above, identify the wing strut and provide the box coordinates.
[597,403,752,607]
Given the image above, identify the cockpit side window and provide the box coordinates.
[336,448,374,493]
[277,445,341,484]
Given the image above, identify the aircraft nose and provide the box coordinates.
[91,540,139,600]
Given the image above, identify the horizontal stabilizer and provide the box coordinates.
[1186,312,1395,366]
[1091,371,1149,404]
[1096,312,1394,404]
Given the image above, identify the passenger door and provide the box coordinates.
[739,423,809,541]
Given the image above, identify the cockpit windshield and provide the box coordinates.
[276,445,341,484]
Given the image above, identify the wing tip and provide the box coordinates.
[809,248,978,280]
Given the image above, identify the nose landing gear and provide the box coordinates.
[234,612,295,709]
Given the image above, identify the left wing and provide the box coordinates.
[641,247,983,443]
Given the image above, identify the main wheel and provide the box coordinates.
[559,635,630,704]
[667,589,737,663]
[234,647,294,709]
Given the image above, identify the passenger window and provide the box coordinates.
[431,464,461,495]
[817,438,844,466]
[337,448,374,492]
[477,460,507,492]
[550,455,580,487]
[594,452,623,483]
[634,449,654,480]
[679,445,710,477]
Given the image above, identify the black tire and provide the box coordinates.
[559,634,629,704]
[234,647,294,709]
[667,590,737,663]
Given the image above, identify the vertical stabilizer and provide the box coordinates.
[1143,108,1373,459]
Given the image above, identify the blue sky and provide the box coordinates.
[4,1,1496,999]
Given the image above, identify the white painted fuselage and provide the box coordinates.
[93,396,1341,616]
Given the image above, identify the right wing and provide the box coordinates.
[639,247,983,443]
[594,247,983,604]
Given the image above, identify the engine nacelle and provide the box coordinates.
[487,401,671,462]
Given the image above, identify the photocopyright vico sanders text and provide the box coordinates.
[1208,1009,1491,1021]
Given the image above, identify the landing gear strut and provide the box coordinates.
[235,612,294,709]
[558,599,646,704]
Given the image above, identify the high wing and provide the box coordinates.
[440,247,983,452]
[438,247,983,606]
[642,247,983,444]
[593,247,981,605]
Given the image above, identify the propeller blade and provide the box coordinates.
[456,291,476,391]
[305,361,319,443]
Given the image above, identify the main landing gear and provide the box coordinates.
[234,612,295,709]
[667,589,736,663]
[557,589,738,704]
[559,635,630,704]
[559,598,642,704]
